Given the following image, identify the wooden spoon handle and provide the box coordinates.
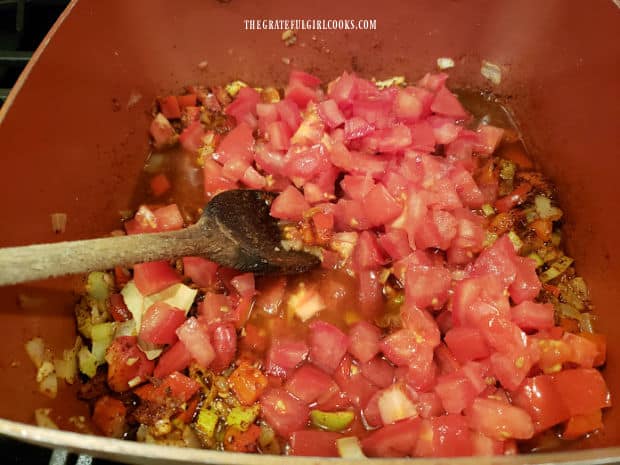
[0,226,204,286]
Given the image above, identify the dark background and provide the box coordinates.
[0,0,68,105]
[0,1,121,463]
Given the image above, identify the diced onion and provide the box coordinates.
[114,319,137,338]
[50,213,67,234]
[78,346,98,378]
[377,385,418,425]
[437,57,455,70]
[121,281,146,329]
[38,373,58,398]
[36,361,55,383]
[288,284,326,322]
[25,337,46,368]
[34,408,59,429]
[374,76,406,89]
[138,339,164,360]
[143,283,198,316]
[336,437,366,458]
[481,60,502,85]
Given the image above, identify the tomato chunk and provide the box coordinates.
[140,302,186,345]
[260,388,310,437]
[133,261,181,296]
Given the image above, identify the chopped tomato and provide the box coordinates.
[223,424,261,453]
[260,388,310,437]
[431,414,473,457]
[92,396,127,438]
[140,302,186,345]
[134,372,200,404]
[229,361,268,405]
[270,185,310,221]
[348,321,382,363]
[285,364,339,404]
[308,321,349,374]
[149,113,177,148]
[361,417,422,457]
[550,368,611,417]
[133,260,181,296]
[108,293,132,322]
[208,323,237,371]
[510,301,555,331]
[466,398,534,440]
[444,327,490,363]
[265,339,309,377]
[105,336,154,392]
[175,317,215,368]
[182,256,218,288]
[511,375,570,432]
[361,357,395,389]
[158,96,181,119]
[154,340,192,378]
[149,173,171,197]
[562,409,603,440]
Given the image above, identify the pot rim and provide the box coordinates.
[0,419,619,465]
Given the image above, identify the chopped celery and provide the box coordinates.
[483,232,498,248]
[195,408,219,437]
[225,404,260,431]
[91,322,115,363]
[310,410,355,432]
[86,271,112,301]
[481,204,495,217]
[78,346,98,378]
[540,256,574,283]
[527,252,544,268]
[225,80,248,97]
[507,231,523,251]
[336,436,366,458]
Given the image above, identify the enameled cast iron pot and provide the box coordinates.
[0,1,618,463]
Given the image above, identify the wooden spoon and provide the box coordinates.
[0,190,320,286]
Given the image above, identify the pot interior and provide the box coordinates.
[0,0,618,457]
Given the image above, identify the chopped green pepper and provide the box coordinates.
[310,410,354,432]
[225,404,260,431]
[86,271,112,302]
[196,408,219,438]
[540,256,574,283]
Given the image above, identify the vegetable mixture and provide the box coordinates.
[30,69,611,457]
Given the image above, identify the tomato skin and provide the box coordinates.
[289,430,340,457]
[260,387,310,437]
[92,396,127,438]
[550,368,611,417]
[511,375,570,432]
[105,336,154,392]
[361,417,422,457]
[133,260,181,296]
[153,340,192,378]
[140,302,186,345]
